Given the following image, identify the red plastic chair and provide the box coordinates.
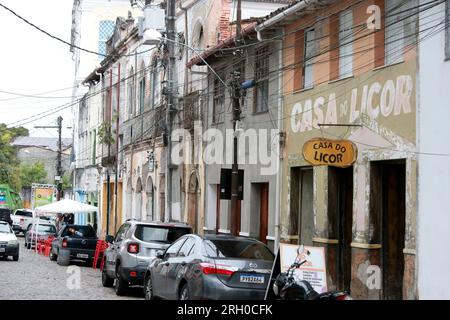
[37,239,46,254]
[43,236,54,256]
[92,240,109,269]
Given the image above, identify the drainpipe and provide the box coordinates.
[114,63,121,233]
[274,29,284,251]
[255,0,319,41]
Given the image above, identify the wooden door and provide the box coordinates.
[259,183,269,244]
[216,184,221,232]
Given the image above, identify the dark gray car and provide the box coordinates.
[102,220,192,296]
[144,234,275,300]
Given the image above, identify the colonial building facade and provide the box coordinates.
[256,0,419,299]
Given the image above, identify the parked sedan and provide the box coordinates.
[0,221,19,261]
[24,221,57,249]
[144,234,275,300]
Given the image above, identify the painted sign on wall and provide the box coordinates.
[280,243,328,293]
[302,138,357,168]
[31,184,56,209]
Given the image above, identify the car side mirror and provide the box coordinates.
[156,250,165,259]
[105,235,114,244]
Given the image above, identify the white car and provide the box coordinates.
[11,209,34,235]
[11,209,53,236]
[0,221,19,261]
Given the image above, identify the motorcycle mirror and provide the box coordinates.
[306,250,311,255]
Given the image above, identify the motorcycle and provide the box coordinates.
[272,247,352,300]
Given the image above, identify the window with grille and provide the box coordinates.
[212,75,225,124]
[339,9,353,78]
[98,20,114,59]
[303,28,316,89]
[254,46,269,113]
[384,0,416,65]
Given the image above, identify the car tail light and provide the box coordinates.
[129,271,137,277]
[199,263,237,276]
[62,239,68,247]
[127,243,139,254]
[335,293,352,300]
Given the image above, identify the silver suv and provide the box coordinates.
[101,219,192,296]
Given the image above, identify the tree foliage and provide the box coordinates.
[0,124,29,190]
[62,174,72,190]
[19,161,48,187]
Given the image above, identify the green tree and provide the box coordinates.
[0,124,29,190]
[62,174,72,190]
[19,161,48,187]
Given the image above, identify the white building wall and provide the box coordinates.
[417,0,450,299]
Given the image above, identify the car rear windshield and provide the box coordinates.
[0,223,11,233]
[204,239,274,261]
[15,210,33,217]
[62,226,96,238]
[134,225,191,244]
[36,225,56,233]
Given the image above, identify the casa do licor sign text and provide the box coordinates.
[302,138,357,168]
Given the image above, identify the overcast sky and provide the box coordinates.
[0,0,75,138]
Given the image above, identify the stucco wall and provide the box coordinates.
[417,0,450,300]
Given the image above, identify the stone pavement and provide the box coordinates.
[0,237,143,300]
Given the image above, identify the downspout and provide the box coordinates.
[255,0,319,41]
[106,69,113,235]
[274,29,284,251]
[95,70,103,236]
[180,2,192,228]
[114,63,121,233]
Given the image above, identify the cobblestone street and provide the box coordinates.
[0,237,143,300]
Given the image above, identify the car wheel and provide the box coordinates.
[144,275,155,300]
[179,283,190,300]
[102,264,114,288]
[56,249,70,266]
[12,254,19,262]
[49,249,57,261]
[114,265,128,296]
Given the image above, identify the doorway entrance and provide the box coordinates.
[251,183,269,244]
[187,173,199,232]
[370,160,406,300]
[328,167,353,293]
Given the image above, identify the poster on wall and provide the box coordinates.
[279,243,328,293]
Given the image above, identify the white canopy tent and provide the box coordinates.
[32,199,99,252]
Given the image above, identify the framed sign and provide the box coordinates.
[279,243,328,293]
[302,138,357,168]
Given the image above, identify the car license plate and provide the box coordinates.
[0,248,5,253]
[77,253,89,259]
[240,274,264,284]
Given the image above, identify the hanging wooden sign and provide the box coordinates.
[302,138,357,168]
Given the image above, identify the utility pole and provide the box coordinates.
[34,116,63,200]
[230,0,242,236]
[57,116,62,200]
[164,0,177,222]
